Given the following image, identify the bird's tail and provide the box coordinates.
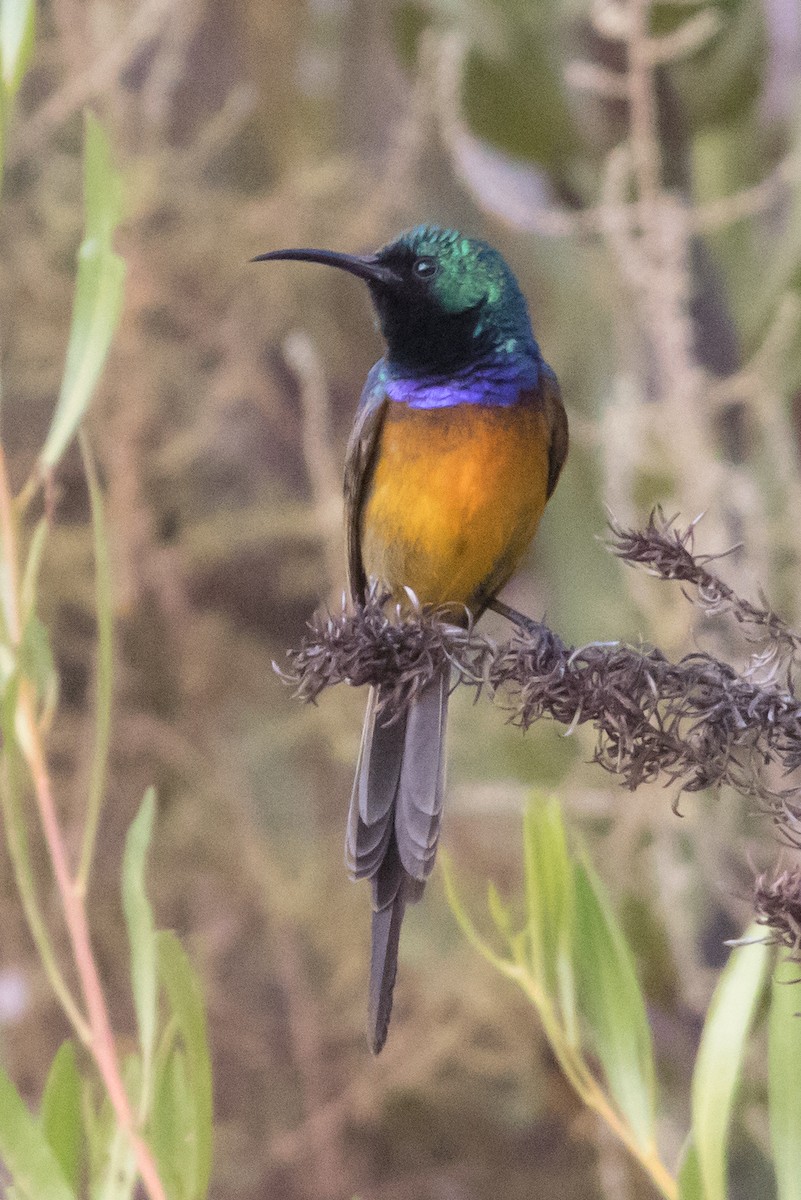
[346,664,449,1053]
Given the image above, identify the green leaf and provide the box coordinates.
[77,432,114,890]
[691,928,771,1200]
[156,931,213,1199]
[573,859,656,1151]
[150,1048,182,1200]
[522,796,577,1040]
[677,1138,703,1200]
[441,850,511,975]
[0,0,36,97]
[121,787,157,1122]
[82,1081,114,1190]
[40,1042,83,1193]
[151,1048,196,1200]
[90,1056,140,1200]
[486,880,513,936]
[91,1130,135,1200]
[769,953,801,1200]
[40,112,125,470]
[0,641,15,694]
[20,518,47,626]
[0,1057,75,1200]
[19,612,56,706]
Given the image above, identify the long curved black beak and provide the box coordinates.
[251,247,400,288]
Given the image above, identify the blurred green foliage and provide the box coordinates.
[447,796,801,1200]
[0,60,213,1195]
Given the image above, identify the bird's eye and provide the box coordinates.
[413,256,439,279]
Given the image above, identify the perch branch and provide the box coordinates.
[279,514,801,950]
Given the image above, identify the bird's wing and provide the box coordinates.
[542,362,569,499]
[343,363,391,602]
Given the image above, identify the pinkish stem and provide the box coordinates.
[0,448,167,1200]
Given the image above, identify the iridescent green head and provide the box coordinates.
[369,226,539,372]
[254,225,540,374]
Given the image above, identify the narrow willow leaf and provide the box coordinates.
[77,432,114,889]
[677,1138,703,1200]
[156,931,213,1199]
[91,1128,135,1200]
[19,612,55,704]
[768,953,801,1200]
[150,1047,184,1200]
[486,881,513,937]
[441,850,510,974]
[691,928,770,1200]
[121,787,157,1120]
[20,518,48,626]
[151,1048,195,1200]
[0,87,5,184]
[40,113,125,470]
[0,1058,75,1200]
[40,1042,83,1193]
[0,641,14,693]
[0,0,36,96]
[522,796,577,1037]
[573,859,656,1150]
[91,1056,140,1200]
[82,1081,113,1189]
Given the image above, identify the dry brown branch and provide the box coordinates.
[271,921,350,1198]
[753,868,801,959]
[591,1,632,43]
[175,83,258,174]
[643,9,722,64]
[693,151,801,234]
[8,0,178,167]
[608,510,801,662]
[706,293,801,410]
[279,513,801,952]
[282,332,343,597]
[565,61,629,100]
[624,0,663,212]
[279,583,801,810]
[140,2,203,132]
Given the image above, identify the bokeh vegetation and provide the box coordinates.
[1,0,801,1197]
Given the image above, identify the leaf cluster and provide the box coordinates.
[446,796,801,1200]
[0,798,213,1200]
[0,8,213,1197]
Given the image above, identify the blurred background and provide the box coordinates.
[2,0,801,1196]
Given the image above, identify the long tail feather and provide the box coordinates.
[369,841,406,1054]
[348,666,450,1053]
[395,666,449,880]
[346,685,406,879]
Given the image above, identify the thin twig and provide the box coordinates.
[7,0,176,168]
[693,151,801,234]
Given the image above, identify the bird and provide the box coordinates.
[254,225,567,1053]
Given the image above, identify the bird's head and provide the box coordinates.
[254,225,539,375]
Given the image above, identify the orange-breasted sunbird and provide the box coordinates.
[255,226,568,1052]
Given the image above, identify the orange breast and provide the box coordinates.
[360,400,551,612]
